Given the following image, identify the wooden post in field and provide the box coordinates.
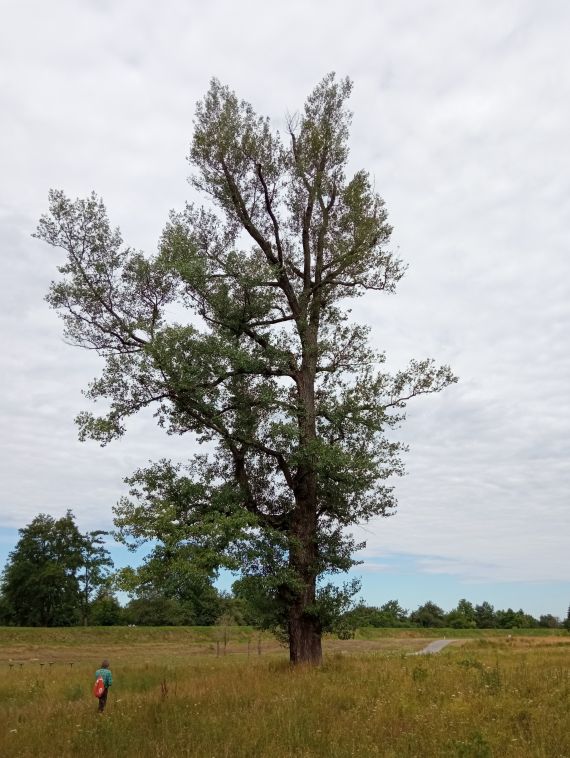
[257,633,262,656]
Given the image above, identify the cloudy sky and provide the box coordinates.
[1,0,569,616]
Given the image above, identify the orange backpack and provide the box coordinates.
[93,675,105,698]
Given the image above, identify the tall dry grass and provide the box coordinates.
[0,633,569,756]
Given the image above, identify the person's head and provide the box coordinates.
[101,659,110,669]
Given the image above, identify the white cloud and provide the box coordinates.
[1,0,568,585]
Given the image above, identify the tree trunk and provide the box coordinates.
[288,499,322,665]
[289,313,322,665]
[288,580,323,665]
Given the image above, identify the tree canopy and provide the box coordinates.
[36,74,456,662]
[0,512,113,626]
[116,544,228,626]
[78,529,114,625]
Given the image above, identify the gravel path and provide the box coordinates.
[415,639,457,655]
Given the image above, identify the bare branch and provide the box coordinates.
[256,162,284,265]
[220,159,300,319]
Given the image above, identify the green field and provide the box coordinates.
[1,627,569,757]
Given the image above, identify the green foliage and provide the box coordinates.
[474,601,497,629]
[335,597,548,631]
[78,529,114,624]
[411,601,446,628]
[89,589,123,626]
[495,608,538,629]
[0,512,115,627]
[0,592,15,625]
[538,614,560,629]
[314,578,361,633]
[1,512,84,626]
[121,589,223,627]
[342,599,410,629]
[232,574,288,633]
[36,74,457,659]
[115,543,227,625]
[447,598,477,629]
[335,621,355,640]
[123,596,193,626]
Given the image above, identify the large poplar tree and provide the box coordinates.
[36,74,456,663]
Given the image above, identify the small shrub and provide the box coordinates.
[64,682,83,702]
[411,665,428,682]
[336,623,355,640]
[457,657,483,670]
[448,730,492,758]
[480,665,501,693]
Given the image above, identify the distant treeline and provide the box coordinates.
[1,512,569,631]
[337,599,570,634]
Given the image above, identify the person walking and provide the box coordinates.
[94,659,113,713]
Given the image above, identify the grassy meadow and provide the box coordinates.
[1,627,569,757]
